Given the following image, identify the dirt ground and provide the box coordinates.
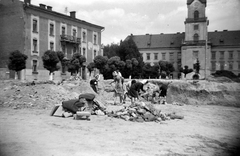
[0,80,240,156]
[1,104,240,156]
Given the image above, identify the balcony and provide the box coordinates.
[185,17,208,23]
[60,34,81,44]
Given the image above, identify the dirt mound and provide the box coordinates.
[0,80,108,110]
[167,80,240,107]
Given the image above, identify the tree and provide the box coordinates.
[56,51,66,73]
[87,62,95,76]
[180,65,193,78]
[67,53,86,75]
[93,55,108,74]
[107,56,125,76]
[158,60,175,77]
[8,50,28,79]
[42,50,60,80]
[103,43,119,58]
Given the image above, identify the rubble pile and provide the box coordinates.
[107,103,184,122]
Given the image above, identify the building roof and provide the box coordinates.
[187,0,207,5]
[24,3,104,30]
[129,30,240,49]
[209,30,240,46]
[129,33,185,49]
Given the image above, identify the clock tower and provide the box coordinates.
[182,0,210,79]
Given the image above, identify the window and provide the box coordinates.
[229,51,233,60]
[83,48,86,56]
[146,53,150,60]
[94,34,97,44]
[33,39,38,53]
[62,26,65,35]
[33,19,38,33]
[50,42,54,51]
[73,29,76,37]
[50,23,54,36]
[94,50,97,58]
[83,32,86,42]
[169,52,174,62]
[62,44,65,53]
[220,51,224,59]
[194,10,199,20]
[193,51,199,59]
[211,51,216,60]
[193,33,199,41]
[194,24,199,30]
[162,53,166,60]
[177,52,181,59]
[220,61,225,70]
[211,62,216,70]
[32,60,38,73]
[73,46,76,53]
[229,62,233,70]
[154,53,158,60]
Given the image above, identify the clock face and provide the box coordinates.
[194,1,200,8]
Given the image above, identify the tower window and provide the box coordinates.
[94,34,97,44]
[193,33,199,41]
[194,24,199,30]
[194,10,199,20]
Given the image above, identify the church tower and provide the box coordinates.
[182,0,211,79]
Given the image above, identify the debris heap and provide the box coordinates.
[107,103,184,122]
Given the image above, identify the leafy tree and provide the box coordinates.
[142,64,159,79]
[180,65,193,78]
[67,53,86,75]
[42,50,60,80]
[8,50,28,79]
[56,51,66,73]
[93,55,108,74]
[103,43,119,58]
[107,56,125,76]
[87,62,95,75]
[158,60,175,77]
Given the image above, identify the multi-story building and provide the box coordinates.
[0,0,104,81]
[126,0,240,79]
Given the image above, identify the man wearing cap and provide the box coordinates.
[62,93,95,114]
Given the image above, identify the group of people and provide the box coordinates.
[89,69,168,106]
[110,70,150,105]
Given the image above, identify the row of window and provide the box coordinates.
[211,61,240,71]
[211,51,240,60]
[32,18,98,46]
[145,52,181,61]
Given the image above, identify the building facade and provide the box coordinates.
[127,0,240,79]
[0,0,104,81]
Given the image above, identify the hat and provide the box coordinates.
[140,80,148,84]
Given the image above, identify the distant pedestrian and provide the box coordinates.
[128,80,149,105]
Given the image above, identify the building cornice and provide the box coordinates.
[23,4,104,30]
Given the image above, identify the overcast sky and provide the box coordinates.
[27,0,240,45]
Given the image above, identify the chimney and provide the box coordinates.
[39,4,46,9]
[70,11,76,18]
[47,6,52,11]
[24,0,31,5]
